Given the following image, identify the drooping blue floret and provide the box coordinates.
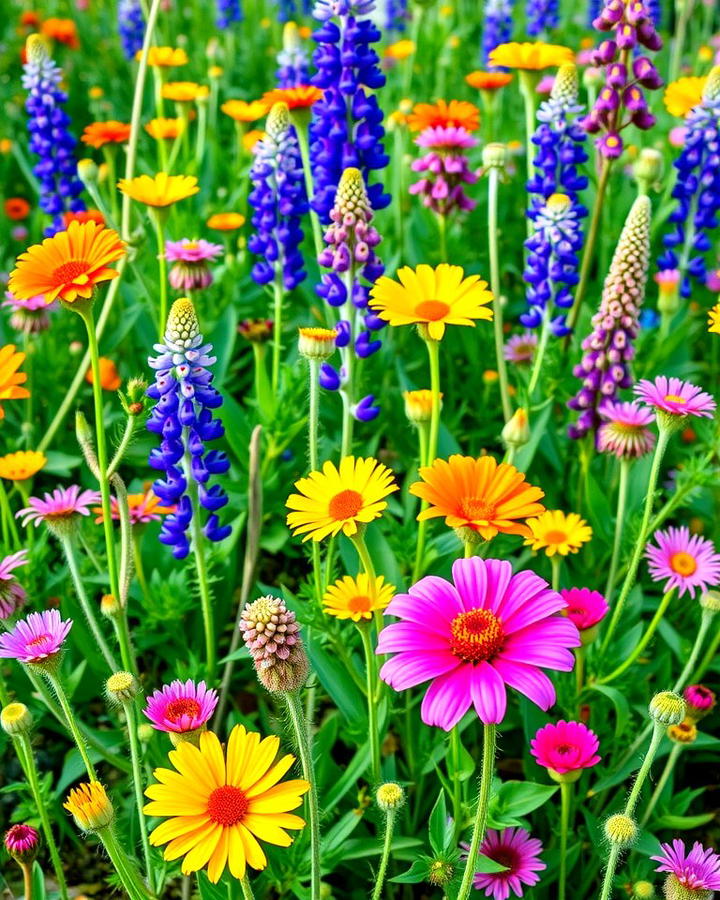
[216,0,243,27]
[118,0,144,59]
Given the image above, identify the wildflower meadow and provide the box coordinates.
[2,0,720,897]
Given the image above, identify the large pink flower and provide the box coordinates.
[462,827,546,900]
[377,557,580,730]
[0,609,72,664]
[560,587,608,632]
[530,720,600,776]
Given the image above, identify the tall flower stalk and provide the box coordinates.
[457,724,497,900]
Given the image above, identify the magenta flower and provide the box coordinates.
[3,291,55,334]
[560,587,609,632]
[0,609,72,664]
[165,238,223,292]
[503,332,538,365]
[0,550,29,619]
[530,720,601,777]
[597,400,656,459]
[645,526,720,598]
[17,486,101,530]
[410,126,478,216]
[683,684,716,719]
[143,678,218,734]
[707,268,720,292]
[634,375,716,420]
[462,827,546,900]
[652,840,720,893]
[377,558,580,730]
[4,823,40,861]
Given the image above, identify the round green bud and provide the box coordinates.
[649,691,686,726]
[604,814,637,847]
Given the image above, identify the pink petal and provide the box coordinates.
[491,658,557,710]
[502,585,568,634]
[470,660,507,724]
[420,665,474,731]
[376,621,450,653]
[380,650,460,691]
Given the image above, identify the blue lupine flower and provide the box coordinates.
[385,0,409,32]
[657,70,720,297]
[146,299,231,559]
[586,0,602,28]
[309,0,390,223]
[216,0,243,27]
[647,0,661,25]
[248,102,307,290]
[274,0,312,21]
[276,22,310,87]
[22,37,85,236]
[527,0,559,36]
[118,0,144,59]
[482,0,515,67]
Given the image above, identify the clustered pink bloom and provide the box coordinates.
[503,332,538,364]
[165,238,223,291]
[531,720,601,777]
[560,587,609,633]
[634,375,716,420]
[17,485,101,530]
[143,679,218,734]
[462,827,546,900]
[652,840,720,894]
[0,609,72,664]
[377,557,580,731]
[409,126,478,216]
[597,399,656,459]
[0,550,29,619]
[683,684,716,720]
[4,823,40,861]
[645,526,720,598]
[3,291,55,334]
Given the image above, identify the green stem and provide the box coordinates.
[575,645,586,698]
[599,589,676,685]
[359,625,381,786]
[518,72,539,188]
[307,359,323,605]
[688,610,719,683]
[551,555,561,592]
[351,530,377,582]
[153,211,168,339]
[559,781,572,900]
[272,271,285,395]
[527,308,551,397]
[640,743,682,827]
[290,112,323,260]
[123,700,155,894]
[599,845,621,900]
[22,861,34,900]
[240,876,256,900]
[487,165,511,422]
[457,724,497,900]
[100,825,152,900]
[437,212,448,263]
[669,0,695,82]
[604,459,631,604]
[43,669,97,779]
[108,416,138,478]
[371,809,396,900]
[412,337,441,582]
[0,479,20,548]
[449,726,463,838]
[186,455,216,679]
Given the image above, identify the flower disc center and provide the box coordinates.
[415,300,450,321]
[52,260,90,284]
[664,394,687,404]
[165,698,202,722]
[450,608,505,662]
[347,594,372,614]
[328,489,364,520]
[207,785,249,827]
[459,497,497,522]
[543,530,568,545]
[670,551,697,576]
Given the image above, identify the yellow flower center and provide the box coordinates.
[328,489,364,521]
[449,608,505,662]
[664,394,687,403]
[415,299,450,321]
[52,259,90,285]
[347,594,372,614]
[165,698,201,722]
[543,530,569,545]
[459,497,497,522]
[207,785,249,827]
[670,551,697,576]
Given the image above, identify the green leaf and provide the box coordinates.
[196,871,228,899]
[31,862,47,899]
[390,859,429,884]
[323,744,371,810]
[588,684,630,738]
[490,781,557,827]
[474,854,510,874]
[429,789,452,856]
[320,809,364,857]
[307,634,367,726]
[655,813,716,829]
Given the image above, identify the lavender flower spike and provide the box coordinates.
[527,0,559,37]
[568,195,651,440]
[276,22,310,88]
[146,298,231,559]
[118,0,144,59]
[482,0,515,68]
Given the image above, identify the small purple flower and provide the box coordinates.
[527,0,559,37]
[504,332,538,364]
[0,609,72,665]
[652,840,720,894]
[144,679,218,734]
[216,0,243,28]
[3,291,55,334]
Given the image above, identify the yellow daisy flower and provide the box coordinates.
[384,39,415,61]
[64,782,114,831]
[0,345,30,419]
[162,82,210,103]
[708,302,720,334]
[286,456,398,542]
[663,76,707,117]
[221,99,269,123]
[488,41,574,70]
[323,573,395,622]
[144,726,309,883]
[118,173,199,208]
[0,450,47,481]
[145,118,186,140]
[138,46,189,67]
[524,510,592,557]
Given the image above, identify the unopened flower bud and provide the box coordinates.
[298,327,338,361]
[1,702,33,736]
[105,671,139,705]
[649,691,686,726]
[700,590,720,613]
[77,158,99,186]
[634,148,663,193]
[632,881,655,899]
[428,857,455,886]
[100,593,121,618]
[4,824,40,863]
[239,595,309,693]
[63,782,114,831]
[683,684,716,720]
[123,377,148,417]
[604,813,637,847]
[376,782,405,811]
[166,297,199,349]
[482,142,507,170]
[26,34,49,65]
[404,389,441,425]
[138,723,155,743]
[502,407,530,449]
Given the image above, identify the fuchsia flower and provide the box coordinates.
[462,827,546,900]
[4,823,40,861]
[377,557,580,730]
[634,375,716,419]
[645,526,720,598]
[560,587,609,633]
[410,126,478,216]
[143,678,218,734]
[0,609,72,664]
[683,684,716,719]
[652,840,720,894]
[503,332,538,364]
[530,720,601,777]
[597,400,656,459]
[707,268,720,292]
[0,550,29,619]
[3,291,55,334]
[17,486,101,530]
[165,238,223,291]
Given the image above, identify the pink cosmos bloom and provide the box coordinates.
[3,291,55,334]
[4,823,40,858]
[503,332,538,364]
[530,720,601,775]
[377,557,580,730]
[652,840,720,892]
[0,609,72,664]
[560,587,609,632]
[462,827,546,900]
[414,125,477,151]
[410,126,478,216]
[17,486,101,528]
[165,238,223,292]
[645,526,720,598]
[683,684,716,718]
[597,400,656,459]
[634,376,716,419]
[0,550,29,619]
[143,678,218,733]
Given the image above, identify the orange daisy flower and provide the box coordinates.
[62,209,106,227]
[20,11,42,28]
[85,357,121,391]
[0,450,47,481]
[0,345,31,419]
[118,173,199,208]
[261,86,323,109]
[384,40,415,61]
[162,82,210,103]
[40,17,79,49]
[407,99,480,133]
[145,118,186,140]
[4,198,31,220]
[207,212,245,231]
[8,220,125,305]
[81,121,132,149]
[221,99,269,123]
[409,454,546,541]
[465,71,514,91]
[138,47,189,67]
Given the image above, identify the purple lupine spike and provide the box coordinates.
[146,299,231,559]
[568,195,651,440]
[118,0,144,59]
[22,36,85,236]
[527,0,560,37]
[482,0,515,68]
[216,0,243,27]
[276,23,310,87]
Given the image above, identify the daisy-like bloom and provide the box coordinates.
[0,550,29,619]
[378,556,580,728]
[118,173,199,208]
[145,117,186,140]
[560,587,608,635]
[207,212,245,231]
[530,720,601,780]
[663,76,707,117]
[410,455,545,542]
[652,840,720,897]
[4,198,31,220]
[139,46,189,67]
[645,526,720,598]
[0,344,30,418]
[17,485,101,529]
[369,264,493,341]
[0,450,47,481]
[85,357,121,391]
[684,684,716,720]
[8,220,125,306]
[162,82,210,103]
[407,99,480,133]
[144,679,218,735]
[81,121,132,148]
[261,86,323,109]
[634,376,716,421]
[466,71,513,91]
[40,17,79,49]
[384,39,415,61]
[463,827,546,899]
[709,303,720,334]
[144,725,310,882]
[286,457,397,542]
[166,239,223,292]
[503,332,538,364]
[62,209,106,228]
[597,400,656,459]
[323,573,395,622]
[221,99,269,123]
[63,782,114,831]
[4,823,40,862]
[297,327,338,361]
[0,609,72,664]
[525,510,592,557]
[94,490,175,526]
[489,41,574,71]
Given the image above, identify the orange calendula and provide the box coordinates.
[261,86,323,109]
[118,173,199,208]
[81,121,132,149]
[40,17,79,49]
[162,82,210,103]
[62,209,106,228]
[663,76,707,117]
[85,357,121,391]
[4,198,31,220]
[524,510,592,557]
[207,212,245,230]
[221,99,269,122]
[384,39,415,60]
[0,450,46,480]
[488,41,574,70]
[145,118,186,140]
[139,46,189,67]
[466,70,514,91]
[0,345,31,419]
[407,99,480,133]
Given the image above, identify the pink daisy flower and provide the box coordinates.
[143,678,218,734]
[165,238,223,291]
[597,400,656,459]
[683,684,716,719]
[634,376,716,420]
[530,720,601,777]
[0,550,28,619]
[645,526,720,598]
[17,486,101,530]
[0,609,72,664]
[503,332,538,364]
[560,587,608,634]
[3,291,55,334]
[377,557,580,730]
[652,840,720,893]
[462,827,546,900]
[4,823,40,860]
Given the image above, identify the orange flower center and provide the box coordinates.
[543,530,569,544]
[52,260,90,285]
[670,551,697,576]
[664,394,686,404]
[207,785,249,827]
[165,698,201,722]
[459,498,497,522]
[450,608,505,662]
[328,489,364,520]
[347,594,372,614]
[414,300,450,321]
